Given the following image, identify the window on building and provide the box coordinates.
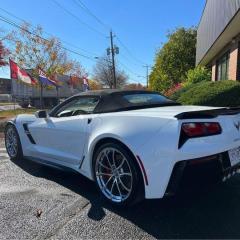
[216,52,230,80]
[237,42,240,81]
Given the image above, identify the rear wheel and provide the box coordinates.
[5,124,23,161]
[93,142,143,207]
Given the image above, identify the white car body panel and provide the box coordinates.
[12,105,240,199]
[28,116,88,165]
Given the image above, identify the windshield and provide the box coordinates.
[122,93,176,106]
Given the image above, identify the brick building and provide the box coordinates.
[196,0,240,81]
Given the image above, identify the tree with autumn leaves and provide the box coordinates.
[93,56,128,89]
[0,40,9,67]
[10,23,86,82]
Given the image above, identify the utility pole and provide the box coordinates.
[40,82,43,109]
[107,30,119,89]
[56,86,59,105]
[143,65,149,88]
[107,57,113,89]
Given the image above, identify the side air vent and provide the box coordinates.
[23,123,36,144]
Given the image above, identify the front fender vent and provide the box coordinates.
[23,123,36,144]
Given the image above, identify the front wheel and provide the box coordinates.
[93,142,143,207]
[5,124,23,161]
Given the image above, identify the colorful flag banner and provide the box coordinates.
[51,74,62,87]
[69,74,81,87]
[82,76,90,92]
[9,59,37,85]
[38,68,60,87]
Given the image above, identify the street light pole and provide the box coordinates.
[110,30,117,89]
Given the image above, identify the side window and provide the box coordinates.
[216,52,229,80]
[54,97,99,118]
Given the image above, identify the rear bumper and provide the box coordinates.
[165,152,240,196]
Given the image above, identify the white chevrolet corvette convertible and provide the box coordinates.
[4,90,240,206]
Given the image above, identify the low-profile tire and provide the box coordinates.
[93,142,143,207]
[5,124,23,161]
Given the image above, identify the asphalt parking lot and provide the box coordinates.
[1,136,240,239]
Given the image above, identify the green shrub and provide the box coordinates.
[170,84,192,101]
[175,80,240,107]
[184,66,211,87]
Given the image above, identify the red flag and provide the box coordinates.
[9,59,37,85]
[82,76,90,91]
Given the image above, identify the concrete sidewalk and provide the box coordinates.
[0,104,21,111]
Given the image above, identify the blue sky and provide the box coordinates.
[0,0,205,85]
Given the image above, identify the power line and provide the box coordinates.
[69,0,147,67]
[118,51,139,66]
[0,6,98,56]
[0,4,147,85]
[118,60,146,84]
[0,6,26,24]
[118,60,143,77]
[0,14,96,61]
[94,57,144,85]
[0,10,145,86]
[72,0,110,30]
[116,36,146,65]
[51,0,106,38]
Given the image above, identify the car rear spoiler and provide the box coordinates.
[175,107,240,120]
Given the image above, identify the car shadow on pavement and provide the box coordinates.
[11,157,240,239]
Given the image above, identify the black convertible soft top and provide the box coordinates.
[50,89,179,115]
[78,89,178,113]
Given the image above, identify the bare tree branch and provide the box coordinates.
[93,56,128,88]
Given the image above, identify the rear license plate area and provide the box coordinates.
[228,146,240,166]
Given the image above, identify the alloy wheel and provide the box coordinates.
[95,147,133,203]
[5,126,18,158]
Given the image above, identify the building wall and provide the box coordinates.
[210,38,240,81]
[229,41,239,80]
[0,78,11,94]
[197,0,240,65]
[211,61,216,81]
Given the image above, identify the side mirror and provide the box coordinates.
[35,110,48,118]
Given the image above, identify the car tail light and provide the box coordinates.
[182,122,222,137]
[179,122,222,148]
